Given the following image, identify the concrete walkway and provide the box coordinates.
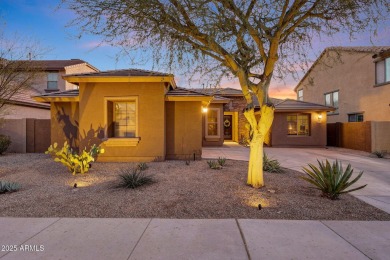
[1,218,389,260]
[203,143,390,214]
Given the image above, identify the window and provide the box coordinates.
[324,90,339,114]
[375,57,390,85]
[205,108,220,138]
[47,72,58,89]
[348,113,364,122]
[297,89,303,101]
[106,97,138,138]
[287,114,310,136]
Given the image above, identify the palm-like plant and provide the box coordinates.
[301,160,367,200]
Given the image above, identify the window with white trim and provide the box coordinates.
[348,113,364,122]
[325,90,339,114]
[47,72,58,89]
[205,108,220,138]
[375,57,390,85]
[297,89,303,101]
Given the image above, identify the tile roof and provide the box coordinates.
[326,46,390,53]
[8,87,50,109]
[65,69,172,77]
[35,89,80,98]
[191,87,243,96]
[274,99,335,111]
[166,87,211,97]
[17,59,91,70]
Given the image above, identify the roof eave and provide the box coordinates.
[63,75,176,85]
[33,96,79,103]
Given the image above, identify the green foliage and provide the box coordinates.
[45,142,105,175]
[116,168,155,189]
[263,153,283,173]
[301,160,367,200]
[217,157,226,167]
[207,160,222,170]
[0,135,11,155]
[372,151,385,158]
[137,162,149,171]
[0,180,21,193]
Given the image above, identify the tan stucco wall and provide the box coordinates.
[1,104,50,119]
[202,103,225,146]
[270,111,327,147]
[166,101,203,160]
[50,102,79,151]
[64,64,98,91]
[371,121,390,153]
[296,50,390,123]
[78,82,166,162]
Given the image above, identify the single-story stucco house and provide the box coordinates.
[33,69,334,162]
[34,69,213,162]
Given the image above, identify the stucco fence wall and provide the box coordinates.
[0,118,51,153]
[327,121,390,153]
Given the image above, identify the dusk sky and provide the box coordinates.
[1,0,390,99]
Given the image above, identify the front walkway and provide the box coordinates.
[203,143,390,214]
[1,218,389,259]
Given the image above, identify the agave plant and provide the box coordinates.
[0,181,21,194]
[301,160,367,200]
[115,168,155,189]
[207,160,222,170]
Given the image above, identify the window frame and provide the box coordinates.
[324,90,339,115]
[297,89,303,101]
[348,113,364,122]
[286,113,311,136]
[205,107,221,138]
[375,57,390,86]
[103,96,139,146]
[47,72,59,90]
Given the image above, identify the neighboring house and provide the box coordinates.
[0,59,99,153]
[194,87,334,147]
[294,46,390,152]
[294,46,390,123]
[2,59,99,119]
[34,69,213,161]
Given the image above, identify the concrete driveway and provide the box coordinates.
[202,143,390,214]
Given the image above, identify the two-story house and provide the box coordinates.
[295,46,390,123]
[294,46,390,152]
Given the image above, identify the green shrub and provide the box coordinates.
[263,153,283,173]
[0,135,11,155]
[0,181,21,193]
[301,160,367,200]
[115,168,155,189]
[207,160,222,170]
[45,142,104,175]
[372,151,385,158]
[217,157,226,166]
[137,162,149,171]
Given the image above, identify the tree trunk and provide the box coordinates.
[245,105,274,188]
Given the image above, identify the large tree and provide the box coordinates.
[64,0,389,188]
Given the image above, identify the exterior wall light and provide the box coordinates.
[318,113,323,122]
[202,107,208,113]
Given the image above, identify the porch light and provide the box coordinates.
[202,107,208,113]
[318,113,323,122]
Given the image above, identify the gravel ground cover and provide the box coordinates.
[0,153,389,220]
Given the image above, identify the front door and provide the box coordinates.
[223,115,233,140]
